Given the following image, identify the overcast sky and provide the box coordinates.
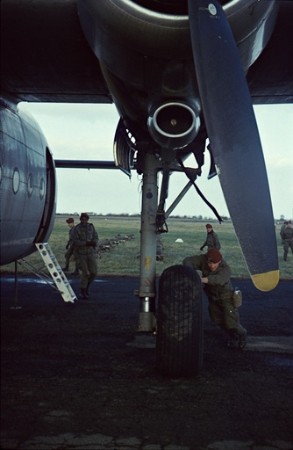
[19,102,293,220]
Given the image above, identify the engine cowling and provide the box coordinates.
[77,0,278,149]
[77,0,278,82]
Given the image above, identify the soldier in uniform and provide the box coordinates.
[200,223,221,251]
[280,220,293,261]
[62,217,79,275]
[280,220,288,238]
[73,213,98,299]
[183,248,247,349]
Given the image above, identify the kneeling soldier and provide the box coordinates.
[183,248,247,349]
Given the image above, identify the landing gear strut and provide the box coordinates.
[136,151,204,376]
[137,152,158,333]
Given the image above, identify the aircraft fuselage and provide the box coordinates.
[0,100,56,264]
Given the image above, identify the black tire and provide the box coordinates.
[156,264,203,377]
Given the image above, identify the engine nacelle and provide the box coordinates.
[0,101,56,265]
[77,0,279,84]
[77,0,279,147]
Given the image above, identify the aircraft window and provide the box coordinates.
[12,168,20,194]
[40,177,45,199]
[27,174,33,196]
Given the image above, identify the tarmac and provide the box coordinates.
[1,274,293,450]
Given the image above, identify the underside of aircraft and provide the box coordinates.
[1,0,293,376]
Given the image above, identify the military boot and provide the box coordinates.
[79,288,89,299]
[85,282,91,298]
[238,332,247,349]
[227,330,240,349]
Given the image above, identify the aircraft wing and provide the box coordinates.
[247,0,293,104]
[1,0,293,104]
[0,0,110,103]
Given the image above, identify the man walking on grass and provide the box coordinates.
[62,217,79,275]
[73,213,98,299]
[200,223,221,251]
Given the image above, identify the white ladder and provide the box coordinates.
[35,243,77,303]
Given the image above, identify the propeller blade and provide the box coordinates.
[188,0,279,291]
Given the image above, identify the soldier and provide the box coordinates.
[200,223,221,251]
[62,217,79,275]
[73,213,98,299]
[280,220,288,239]
[280,220,293,261]
[183,248,247,349]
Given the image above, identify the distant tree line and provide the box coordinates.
[57,212,231,222]
[57,212,289,223]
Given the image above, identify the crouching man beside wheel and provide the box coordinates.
[183,249,247,349]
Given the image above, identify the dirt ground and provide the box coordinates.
[1,275,293,449]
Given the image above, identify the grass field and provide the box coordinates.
[1,215,292,280]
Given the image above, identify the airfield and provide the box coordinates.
[1,274,293,450]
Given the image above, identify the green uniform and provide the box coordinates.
[183,254,246,339]
[73,222,98,291]
[64,226,78,271]
[201,230,221,250]
[280,224,293,261]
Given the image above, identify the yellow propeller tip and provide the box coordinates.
[251,270,280,292]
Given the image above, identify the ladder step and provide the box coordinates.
[35,243,77,303]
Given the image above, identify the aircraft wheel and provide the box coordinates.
[156,264,203,377]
